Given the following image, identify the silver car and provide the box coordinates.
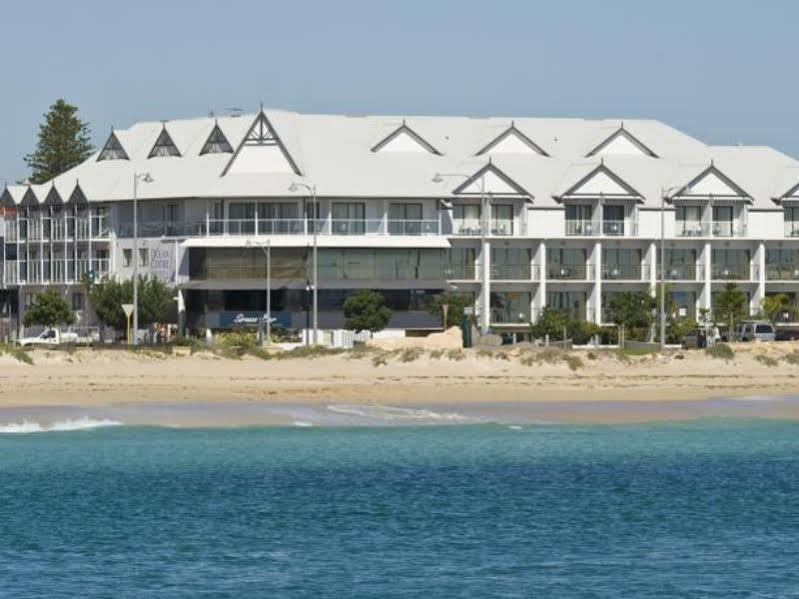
[739,321,776,342]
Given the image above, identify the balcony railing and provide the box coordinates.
[676,221,710,237]
[5,258,109,285]
[490,219,514,236]
[4,216,108,241]
[712,265,757,281]
[444,264,476,280]
[565,220,597,236]
[784,222,799,238]
[490,264,537,280]
[204,218,441,237]
[602,264,646,281]
[118,221,207,238]
[547,264,592,280]
[712,221,747,237]
[661,263,702,281]
[766,265,799,281]
[452,219,483,236]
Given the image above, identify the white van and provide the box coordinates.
[739,321,776,342]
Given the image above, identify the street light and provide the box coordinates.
[433,171,490,334]
[132,172,153,346]
[246,239,271,346]
[660,184,687,351]
[289,181,318,345]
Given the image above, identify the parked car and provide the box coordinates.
[738,321,776,342]
[18,328,98,347]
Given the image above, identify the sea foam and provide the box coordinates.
[0,417,123,434]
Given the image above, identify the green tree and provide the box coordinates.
[530,307,569,340]
[605,291,656,343]
[427,292,473,328]
[25,99,93,184]
[712,283,747,331]
[761,293,792,324]
[87,277,174,334]
[343,290,392,333]
[23,290,75,328]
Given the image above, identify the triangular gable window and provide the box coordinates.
[371,121,441,155]
[223,112,301,175]
[476,123,548,156]
[148,127,181,158]
[68,183,88,207]
[453,163,529,196]
[21,187,38,208]
[0,187,15,209]
[674,164,750,200]
[780,182,799,201]
[200,123,233,155]
[561,164,643,200]
[586,126,657,158]
[97,131,129,161]
[44,185,63,206]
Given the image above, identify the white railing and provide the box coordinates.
[565,219,597,236]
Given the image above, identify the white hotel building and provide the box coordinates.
[3,108,799,338]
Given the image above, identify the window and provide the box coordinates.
[712,249,749,279]
[24,293,36,309]
[453,204,481,235]
[566,204,591,221]
[228,203,255,234]
[565,204,593,235]
[97,132,129,161]
[389,203,423,235]
[548,248,587,279]
[139,248,149,267]
[331,202,366,234]
[661,249,697,280]
[492,248,531,279]
[602,204,625,235]
[72,293,85,311]
[491,204,513,235]
[148,128,181,158]
[200,124,233,155]
[490,292,532,323]
[712,205,733,222]
[602,248,641,279]
[259,202,299,233]
[123,249,132,268]
[546,291,586,318]
[676,205,704,236]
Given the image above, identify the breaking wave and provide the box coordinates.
[326,404,468,422]
[0,417,123,434]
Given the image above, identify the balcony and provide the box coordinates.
[712,265,757,281]
[490,219,514,236]
[766,265,799,281]
[676,221,710,237]
[452,219,483,236]
[602,264,647,281]
[444,264,476,280]
[491,264,538,280]
[565,220,597,236]
[547,264,592,281]
[662,263,702,281]
[5,258,109,285]
[711,221,746,238]
[784,222,799,238]
[205,218,441,237]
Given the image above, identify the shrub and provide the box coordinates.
[706,343,734,361]
[564,355,583,371]
[372,352,388,367]
[429,349,445,359]
[447,349,465,361]
[1,344,33,365]
[587,351,598,360]
[476,348,493,359]
[399,347,424,363]
[755,354,779,367]
[783,350,799,365]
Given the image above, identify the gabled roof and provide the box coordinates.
[43,184,64,206]
[97,130,129,161]
[200,122,233,155]
[453,161,531,197]
[371,120,442,155]
[0,186,15,208]
[670,162,753,202]
[586,124,658,158]
[222,111,301,176]
[20,186,39,208]
[68,182,88,206]
[476,121,549,156]
[556,161,644,202]
[148,125,182,158]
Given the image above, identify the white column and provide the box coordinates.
[702,241,712,313]
[480,239,490,334]
[592,241,602,323]
[537,241,547,320]
[648,241,657,295]
[756,241,766,315]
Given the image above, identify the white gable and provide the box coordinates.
[459,170,520,195]
[688,170,742,196]
[571,170,631,196]
[593,133,650,156]
[376,130,433,153]
[226,145,295,174]
[483,130,540,155]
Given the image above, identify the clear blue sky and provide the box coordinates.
[1,0,796,182]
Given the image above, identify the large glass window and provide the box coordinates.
[602,248,641,280]
[712,248,750,280]
[492,247,531,280]
[389,203,423,235]
[565,204,593,235]
[491,204,513,235]
[259,202,300,233]
[547,248,587,279]
[446,247,476,279]
[490,292,531,323]
[453,204,481,235]
[766,248,799,280]
[332,202,366,235]
[661,248,697,280]
[712,205,734,236]
[546,291,586,319]
[602,204,625,236]
[676,205,704,236]
[229,202,256,234]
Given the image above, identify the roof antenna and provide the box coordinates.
[209,108,215,118]
[620,121,625,130]
[260,101,264,113]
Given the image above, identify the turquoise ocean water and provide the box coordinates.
[2,420,799,597]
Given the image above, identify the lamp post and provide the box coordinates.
[246,239,271,346]
[132,172,153,346]
[289,181,318,344]
[433,171,490,334]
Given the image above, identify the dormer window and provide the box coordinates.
[97,131,129,161]
[148,127,181,158]
[200,124,233,155]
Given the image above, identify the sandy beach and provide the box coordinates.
[2,342,799,426]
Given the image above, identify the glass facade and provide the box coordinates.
[492,247,532,279]
[711,249,750,280]
[546,291,587,319]
[660,249,697,280]
[490,292,531,324]
[602,248,641,280]
[547,248,587,279]
[766,248,799,280]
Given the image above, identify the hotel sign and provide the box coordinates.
[218,311,291,328]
